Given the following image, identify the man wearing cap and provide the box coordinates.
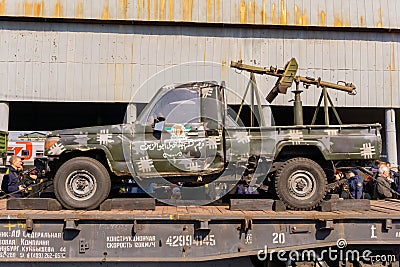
[347,169,363,199]
[1,155,25,198]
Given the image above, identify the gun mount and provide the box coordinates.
[231,58,356,125]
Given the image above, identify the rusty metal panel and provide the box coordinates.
[363,0,374,28]
[340,0,351,27]
[372,1,382,28]
[380,0,390,28]
[356,0,366,28]
[221,0,231,24]
[0,0,399,29]
[348,0,358,27]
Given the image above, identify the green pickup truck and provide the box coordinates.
[41,80,381,210]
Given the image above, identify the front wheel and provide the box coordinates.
[275,157,327,210]
[54,157,111,210]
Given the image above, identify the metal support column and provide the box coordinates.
[385,109,398,168]
[126,103,137,124]
[261,106,272,126]
[0,102,9,131]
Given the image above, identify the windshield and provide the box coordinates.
[139,88,200,126]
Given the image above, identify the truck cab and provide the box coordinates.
[131,82,226,181]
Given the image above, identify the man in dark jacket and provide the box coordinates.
[347,169,363,199]
[1,156,25,198]
[376,165,393,199]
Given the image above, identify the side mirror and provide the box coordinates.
[153,116,165,131]
[152,116,165,140]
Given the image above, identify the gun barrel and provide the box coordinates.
[298,76,356,93]
[231,60,356,94]
[230,61,282,77]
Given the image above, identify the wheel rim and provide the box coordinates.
[65,170,97,201]
[288,170,316,200]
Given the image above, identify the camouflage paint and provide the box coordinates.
[44,82,382,184]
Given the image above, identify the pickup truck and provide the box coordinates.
[41,81,381,210]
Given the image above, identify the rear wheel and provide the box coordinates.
[54,157,111,210]
[275,157,327,210]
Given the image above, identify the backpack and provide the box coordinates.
[371,179,379,200]
[1,173,9,193]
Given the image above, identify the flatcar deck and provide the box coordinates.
[0,199,399,220]
[0,199,398,263]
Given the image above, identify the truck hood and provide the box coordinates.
[44,124,135,157]
[48,124,127,136]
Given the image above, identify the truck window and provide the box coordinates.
[7,150,14,156]
[201,86,222,130]
[148,88,200,125]
[21,150,30,156]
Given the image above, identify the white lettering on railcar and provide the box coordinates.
[165,234,216,247]
[106,235,157,249]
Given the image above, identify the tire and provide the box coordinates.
[54,157,111,210]
[275,157,327,210]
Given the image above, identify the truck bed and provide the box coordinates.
[0,199,399,263]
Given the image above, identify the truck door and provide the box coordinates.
[133,83,224,177]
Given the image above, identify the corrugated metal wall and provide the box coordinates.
[0,1,399,108]
[0,20,399,107]
[0,0,399,29]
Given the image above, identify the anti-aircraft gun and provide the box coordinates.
[230,58,356,126]
[231,58,356,125]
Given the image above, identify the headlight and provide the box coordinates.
[44,136,60,150]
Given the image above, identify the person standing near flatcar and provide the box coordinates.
[1,155,25,198]
[347,169,363,199]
